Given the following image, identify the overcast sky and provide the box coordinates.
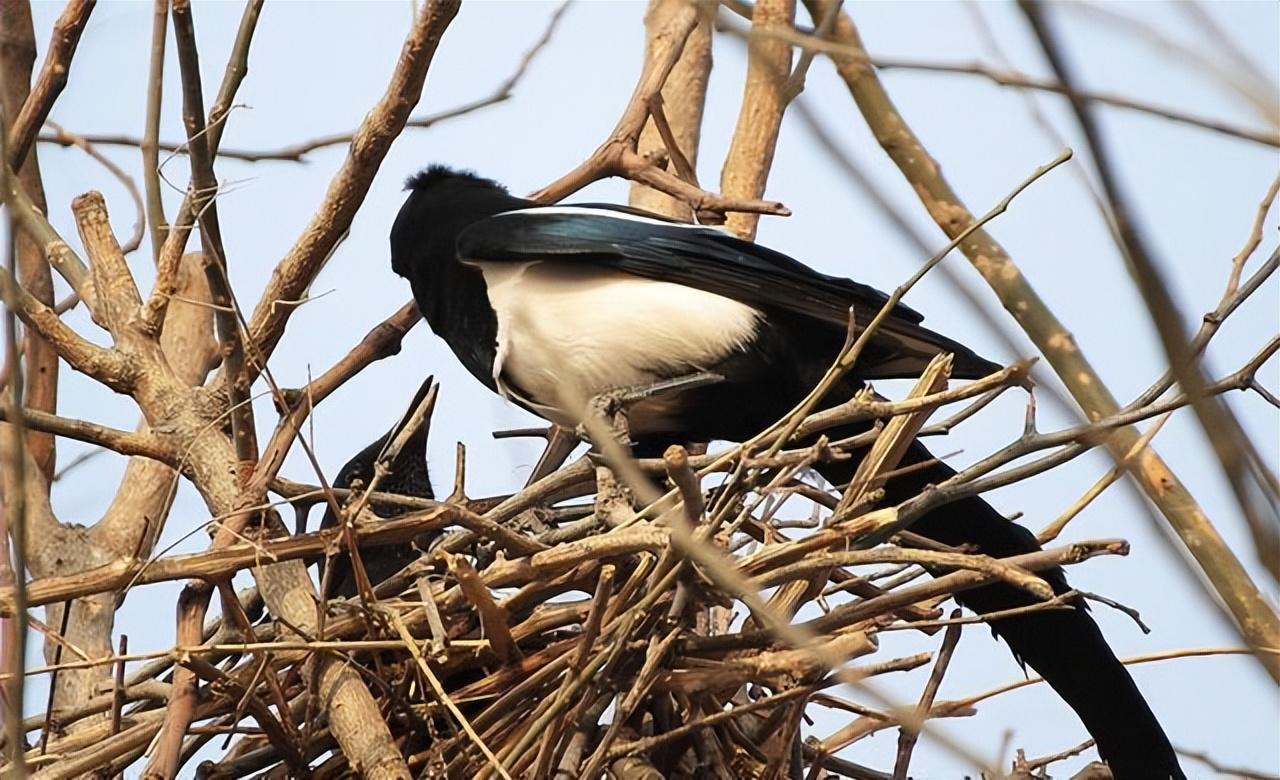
[17,0,1280,776]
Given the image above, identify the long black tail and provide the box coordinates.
[818,437,1183,778]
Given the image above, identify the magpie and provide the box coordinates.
[389,165,1183,778]
[318,382,434,600]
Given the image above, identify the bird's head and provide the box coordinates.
[390,165,518,280]
[329,378,436,516]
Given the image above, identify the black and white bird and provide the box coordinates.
[318,382,435,599]
[389,165,1183,778]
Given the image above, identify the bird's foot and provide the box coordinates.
[592,371,724,415]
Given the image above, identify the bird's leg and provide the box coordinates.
[596,371,725,414]
[582,394,635,529]
[576,371,724,448]
[576,372,723,529]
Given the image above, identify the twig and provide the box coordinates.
[1018,738,1096,772]
[387,610,511,779]
[1175,745,1280,780]
[892,612,962,779]
[142,0,263,333]
[577,400,1000,772]
[780,0,842,102]
[1226,174,1279,299]
[37,123,145,254]
[721,16,1280,148]
[874,55,1280,148]
[1079,590,1149,634]
[254,302,421,495]
[239,0,460,389]
[796,359,1032,439]
[49,448,105,481]
[1038,412,1171,543]
[41,1,569,167]
[607,678,835,760]
[1063,1,1279,124]
[109,634,127,738]
[762,149,1071,462]
[939,646,1260,715]
[143,0,170,262]
[787,95,1054,410]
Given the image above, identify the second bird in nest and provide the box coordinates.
[317,381,436,600]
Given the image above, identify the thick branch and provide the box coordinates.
[628,0,713,220]
[0,407,169,463]
[0,0,60,478]
[92,252,216,557]
[0,265,128,392]
[719,0,794,239]
[2,166,94,307]
[72,192,143,335]
[4,0,95,169]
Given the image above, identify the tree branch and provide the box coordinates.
[719,0,794,239]
[1018,0,1279,583]
[4,0,95,170]
[628,0,714,220]
[532,2,789,220]
[240,0,460,383]
[804,0,1280,681]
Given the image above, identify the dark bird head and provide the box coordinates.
[390,165,524,281]
[329,419,433,515]
[391,166,532,387]
[318,379,436,598]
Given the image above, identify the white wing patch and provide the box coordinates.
[478,260,761,430]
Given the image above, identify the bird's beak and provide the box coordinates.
[390,376,437,455]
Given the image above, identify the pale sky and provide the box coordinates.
[17,0,1280,776]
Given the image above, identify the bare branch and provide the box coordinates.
[721,15,1280,148]
[805,0,1280,679]
[629,0,714,220]
[142,0,169,262]
[45,123,145,254]
[720,0,794,239]
[533,3,789,220]
[240,0,461,379]
[1019,0,1280,584]
[4,0,95,169]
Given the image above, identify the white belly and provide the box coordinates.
[478,261,762,431]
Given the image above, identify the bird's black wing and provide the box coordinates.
[457,207,1000,379]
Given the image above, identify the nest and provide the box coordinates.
[14,356,1135,780]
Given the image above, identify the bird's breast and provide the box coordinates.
[476,261,762,432]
